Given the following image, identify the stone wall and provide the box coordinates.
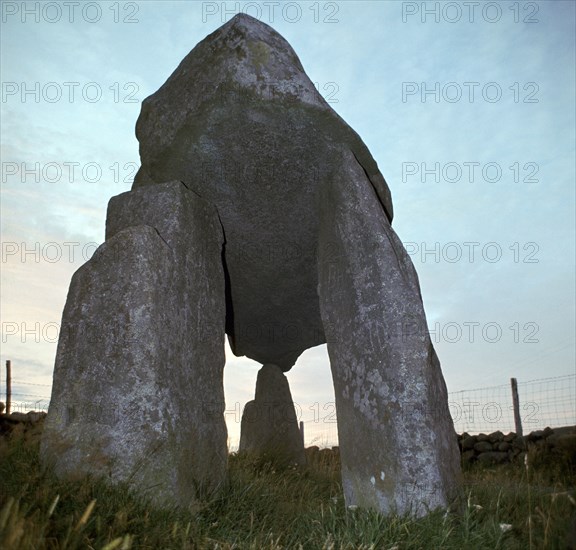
[0,409,47,440]
[2,405,573,470]
[304,426,575,467]
[458,426,576,465]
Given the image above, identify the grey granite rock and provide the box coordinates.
[41,183,228,508]
[474,441,493,453]
[133,13,393,371]
[317,149,461,517]
[239,364,305,466]
[488,430,504,442]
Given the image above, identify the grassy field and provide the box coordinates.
[0,422,574,549]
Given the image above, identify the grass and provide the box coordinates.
[0,422,574,549]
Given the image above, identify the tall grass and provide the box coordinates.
[1,422,574,549]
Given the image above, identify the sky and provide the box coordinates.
[1,0,575,446]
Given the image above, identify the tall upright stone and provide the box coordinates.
[41,182,228,507]
[318,151,462,516]
[239,364,305,466]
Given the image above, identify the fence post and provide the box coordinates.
[6,360,12,414]
[510,377,522,437]
[299,420,305,447]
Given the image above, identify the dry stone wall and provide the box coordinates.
[4,405,573,469]
[458,426,576,465]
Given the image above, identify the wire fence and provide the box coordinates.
[297,374,576,447]
[1,378,52,415]
[3,371,575,449]
[448,374,576,435]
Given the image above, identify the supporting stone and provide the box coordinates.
[239,364,306,466]
[41,182,228,508]
[317,150,462,517]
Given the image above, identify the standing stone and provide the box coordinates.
[317,150,462,517]
[41,182,228,508]
[239,364,305,466]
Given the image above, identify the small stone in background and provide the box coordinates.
[474,441,493,453]
[488,431,504,442]
[239,364,305,467]
[461,436,476,451]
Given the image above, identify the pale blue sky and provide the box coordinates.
[1,1,574,443]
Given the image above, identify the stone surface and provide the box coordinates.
[513,437,527,450]
[488,431,504,442]
[317,148,461,516]
[239,364,305,466]
[41,183,228,508]
[474,441,493,453]
[527,429,545,441]
[133,13,393,371]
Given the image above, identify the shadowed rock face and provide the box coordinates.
[134,13,393,370]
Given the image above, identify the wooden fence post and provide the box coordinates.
[6,360,12,415]
[299,420,305,447]
[511,377,522,437]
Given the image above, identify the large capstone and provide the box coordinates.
[239,364,305,466]
[134,13,393,371]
